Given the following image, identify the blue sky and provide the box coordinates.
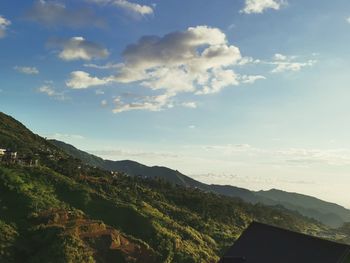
[2,0,350,206]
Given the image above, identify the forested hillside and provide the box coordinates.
[0,112,348,262]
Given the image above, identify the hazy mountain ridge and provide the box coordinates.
[50,139,350,228]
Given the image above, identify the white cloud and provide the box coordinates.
[89,0,154,18]
[113,93,173,113]
[14,66,39,75]
[37,84,66,100]
[65,26,278,113]
[273,53,288,61]
[241,0,286,14]
[0,15,11,38]
[113,0,153,16]
[182,102,197,109]
[238,56,261,65]
[271,53,316,73]
[346,17,350,24]
[68,26,242,93]
[240,74,266,84]
[196,69,239,95]
[26,0,104,28]
[48,37,109,61]
[66,71,111,89]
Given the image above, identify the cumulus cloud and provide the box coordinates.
[26,0,104,28]
[241,0,287,14]
[48,37,109,61]
[37,84,66,100]
[65,26,269,113]
[0,15,11,38]
[66,71,111,89]
[88,0,153,18]
[68,26,242,91]
[14,66,39,75]
[270,53,316,73]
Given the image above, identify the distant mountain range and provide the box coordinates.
[50,139,350,228]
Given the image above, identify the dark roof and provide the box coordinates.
[220,222,350,263]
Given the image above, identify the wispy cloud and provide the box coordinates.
[113,93,174,113]
[37,84,67,100]
[240,75,266,84]
[270,53,316,73]
[84,62,122,70]
[26,0,104,28]
[241,0,287,14]
[88,0,154,18]
[14,66,39,75]
[242,53,317,73]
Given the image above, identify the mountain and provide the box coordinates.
[49,140,204,187]
[0,111,349,262]
[50,139,350,228]
[256,189,350,227]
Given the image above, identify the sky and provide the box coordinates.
[1,0,350,207]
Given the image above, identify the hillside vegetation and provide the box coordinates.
[0,112,348,262]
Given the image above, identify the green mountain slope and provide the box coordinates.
[0,111,349,262]
[50,139,350,227]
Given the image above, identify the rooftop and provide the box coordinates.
[220,222,350,263]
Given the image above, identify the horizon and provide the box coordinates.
[2,0,350,208]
